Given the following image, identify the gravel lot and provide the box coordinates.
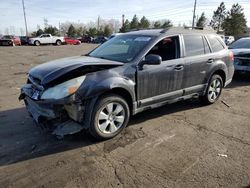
[0,44,249,188]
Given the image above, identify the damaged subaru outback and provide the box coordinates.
[19,28,234,139]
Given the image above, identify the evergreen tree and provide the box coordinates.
[139,16,150,29]
[120,19,130,32]
[210,2,226,32]
[87,27,98,37]
[103,25,112,36]
[161,20,173,28]
[222,3,247,37]
[153,21,161,29]
[44,26,59,36]
[196,12,207,28]
[36,29,44,36]
[67,24,77,37]
[130,15,139,29]
[76,26,85,37]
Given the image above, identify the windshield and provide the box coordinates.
[229,38,250,49]
[89,35,152,63]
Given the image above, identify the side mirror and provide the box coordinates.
[139,54,162,70]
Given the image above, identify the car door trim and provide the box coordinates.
[139,84,206,107]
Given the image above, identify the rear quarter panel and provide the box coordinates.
[206,49,234,85]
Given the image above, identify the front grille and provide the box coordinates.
[235,57,250,66]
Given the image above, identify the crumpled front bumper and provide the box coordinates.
[19,84,85,137]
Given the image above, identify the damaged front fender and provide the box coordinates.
[76,67,136,101]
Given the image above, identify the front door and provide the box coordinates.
[137,36,184,107]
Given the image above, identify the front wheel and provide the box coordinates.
[89,94,130,140]
[200,74,223,104]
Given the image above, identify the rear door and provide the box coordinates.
[137,36,185,107]
[182,34,211,95]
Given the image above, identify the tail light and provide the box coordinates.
[229,51,234,61]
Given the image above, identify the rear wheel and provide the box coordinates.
[34,40,40,46]
[56,40,62,46]
[200,74,223,104]
[89,94,130,140]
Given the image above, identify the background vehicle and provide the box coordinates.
[225,36,235,45]
[229,37,250,73]
[20,36,30,45]
[19,28,234,140]
[29,34,65,46]
[79,35,94,43]
[0,35,21,46]
[64,37,81,45]
[93,36,108,44]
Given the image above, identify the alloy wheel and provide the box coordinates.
[208,79,222,102]
[97,102,125,134]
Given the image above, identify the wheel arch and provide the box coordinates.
[211,69,226,87]
[98,87,134,115]
[81,86,134,130]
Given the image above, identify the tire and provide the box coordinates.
[89,94,130,140]
[34,40,40,46]
[56,40,62,46]
[200,74,223,104]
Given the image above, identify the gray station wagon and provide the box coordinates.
[19,28,235,139]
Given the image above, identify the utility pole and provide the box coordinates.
[22,0,28,36]
[97,16,100,30]
[192,0,197,29]
[122,14,125,28]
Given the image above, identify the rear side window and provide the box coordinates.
[183,35,205,56]
[207,35,225,52]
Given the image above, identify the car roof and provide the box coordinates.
[125,27,217,36]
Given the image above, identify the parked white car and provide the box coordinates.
[29,34,65,46]
[225,36,235,45]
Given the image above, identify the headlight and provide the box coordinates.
[41,75,86,100]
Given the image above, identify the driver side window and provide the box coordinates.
[147,36,180,61]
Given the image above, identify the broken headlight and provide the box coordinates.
[41,75,86,100]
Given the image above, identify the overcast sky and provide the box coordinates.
[0,0,249,35]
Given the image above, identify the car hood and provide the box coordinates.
[230,48,250,57]
[0,38,12,41]
[29,56,123,86]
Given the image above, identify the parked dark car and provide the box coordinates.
[94,36,108,44]
[0,35,21,46]
[229,37,250,73]
[19,28,234,139]
[20,36,30,45]
[79,36,93,43]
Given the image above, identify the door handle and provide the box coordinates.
[207,58,214,64]
[174,64,184,71]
